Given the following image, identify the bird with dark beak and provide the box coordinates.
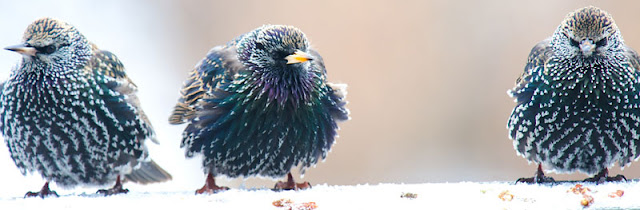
[508,6,640,184]
[5,44,38,57]
[1,17,172,198]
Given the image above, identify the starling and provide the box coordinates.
[169,25,349,193]
[507,6,640,183]
[1,18,172,197]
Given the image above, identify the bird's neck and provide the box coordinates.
[543,57,639,105]
[243,66,318,108]
[11,60,90,94]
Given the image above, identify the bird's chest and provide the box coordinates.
[1,72,97,130]
[543,62,637,103]
[224,77,329,131]
[535,64,640,127]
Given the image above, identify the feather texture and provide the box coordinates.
[0,18,171,187]
[508,7,640,175]
[171,25,349,178]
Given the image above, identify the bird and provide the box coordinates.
[1,17,172,198]
[507,6,640,183]
[169,25,349,193]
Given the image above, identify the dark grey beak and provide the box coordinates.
[5,43,37,56]
[579,39,595,57]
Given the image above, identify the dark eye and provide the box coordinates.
[36,45,57,54]
[255,42,265,50]
[569,39,580,47]
[595,38,607,47]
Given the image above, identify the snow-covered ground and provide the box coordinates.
[1,181,638,209]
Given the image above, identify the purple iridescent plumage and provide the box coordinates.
[170,25,349,192]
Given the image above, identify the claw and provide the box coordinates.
[273,173,312,191]
[24,182,59,198]
[584,169,627,183]
[196,173,229,194]
[96,175,129,196]
[515,164,555,184]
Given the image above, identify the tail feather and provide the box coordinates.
[125,160,172,184]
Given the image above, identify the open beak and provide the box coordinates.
[5,43,37,57]
[285,50,313,64]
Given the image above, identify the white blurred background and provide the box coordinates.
[1,0,640,195]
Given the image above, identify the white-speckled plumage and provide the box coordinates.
[508,6,640,175]
[1,18,171,189]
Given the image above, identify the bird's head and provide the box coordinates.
[553,6,622,58]
[5,17,92,71]
[237,25,314,72]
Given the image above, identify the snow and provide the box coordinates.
[1,181,639,209]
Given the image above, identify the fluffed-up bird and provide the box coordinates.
[169,25,349,193]
[508,6,640,183]
[1,18,172,198]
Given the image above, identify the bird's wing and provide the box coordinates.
[92,48,130,81]
[88,48,171,183]
[87,46,157,144]
[169,45,241,125]
[509,38,553,105]
[623,45,640,72]
[507,38,554,156]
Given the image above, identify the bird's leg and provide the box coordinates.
[515,164,555,184]
[195,173,229,194]
[584,168,626,183]
[273,173,312,191]
[97,175,129,196]
[24,182,59,198]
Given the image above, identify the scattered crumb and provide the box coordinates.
[273,198,294,207]
[581,195,594,207]
[567,184,597,207]
[400,192,418,199]
[273,198,317,210]
[567,184,590,195]
[299,202,318,210]
[608,190,624,198]
[498,190,514,201]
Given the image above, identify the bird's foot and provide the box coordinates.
[97,175,129,196]
[24,182,59,198]
[583,169,627,183]
[273,173,312,191]
[195,173,229,194]
[515,164,555,184]
[196,184,229,194]
[515,176,555,184]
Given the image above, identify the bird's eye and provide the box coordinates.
[569,39,580,47]
[255,42,265,50]
[36,45,57,54]
[595,38,607,47]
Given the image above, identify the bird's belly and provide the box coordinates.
[1,97,118,187]
[524,99,640,174]
[200,101,337,178]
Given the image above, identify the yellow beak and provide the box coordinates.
[5,44,37,57]
[285,50,313,64]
